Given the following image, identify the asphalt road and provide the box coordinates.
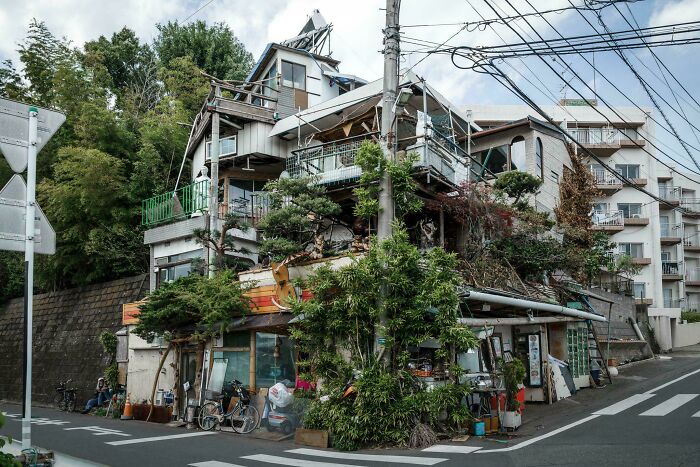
[2,351,700,467]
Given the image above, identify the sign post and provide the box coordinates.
[0,98,64,449]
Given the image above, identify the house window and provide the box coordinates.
[633,283,646,299]
[509,136,526,171]
[618,242,643,258]
[535,137,543,179]
[281,60,306,90]
[617,203,643,219]
[155,250,202,286]
[255,333,296,388]
[265,62,278,96]
[479,145,509,174]
[213,331,251,388]
[616,164,640,179]
[206,136,237,159]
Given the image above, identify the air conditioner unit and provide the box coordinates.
[631,213,642,218]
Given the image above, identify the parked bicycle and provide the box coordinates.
[53,379,77,412]
[197,380,259,434]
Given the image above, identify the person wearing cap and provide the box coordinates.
[81,377,111,414]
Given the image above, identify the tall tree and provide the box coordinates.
[154,20,253,81]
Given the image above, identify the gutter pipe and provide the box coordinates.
[463,290,607,322]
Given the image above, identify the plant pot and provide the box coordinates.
[502,410,521,429]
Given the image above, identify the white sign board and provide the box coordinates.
[0,175,55,254]
[0,98,66,173]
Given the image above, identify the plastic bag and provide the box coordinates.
[268,382,293,408]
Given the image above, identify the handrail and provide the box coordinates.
[141,179,209,226]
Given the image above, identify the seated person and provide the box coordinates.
[81,377,111,414]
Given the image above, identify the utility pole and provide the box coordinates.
[208,84,221,278]
[22,107,38,449]
[378,0,400,240]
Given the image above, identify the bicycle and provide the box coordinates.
[197,380,260,434]
[53,379,77,412]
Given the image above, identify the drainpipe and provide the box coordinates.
[463,290,607,322]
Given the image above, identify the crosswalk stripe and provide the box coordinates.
[189,462,246,467]
[422,445,482,454]
[105,432,216,446]
[592,393,656,415]
[639,394,699,417]
[692,410,700,417]
[241,454,367,467]
[287,448,446,465]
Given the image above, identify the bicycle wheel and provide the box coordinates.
[198,401,221,431]
[53,393,65,411]
[66,394,77,412]
[231,403,260,434]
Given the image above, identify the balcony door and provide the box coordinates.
[660,215,670,237]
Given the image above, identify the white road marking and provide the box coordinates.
[65,426,131,436]
[189,462,246,467]
[644,368,700,394]
[242,454,366,467]
[639,394,699,416]
[692,410,700,417]
[1,412,19,418]
[477,414,601,453]
[422,445,482,454]
[287,448,446,465]
[106,432,215,445]
[592,393,656,415]
[11,417,70,426]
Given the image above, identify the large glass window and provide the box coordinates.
[207,136,237,159]
[617,203,643,218]
[255,333,296,388]
[616,164,640,179]
[281,61,306,90]
[535,137,543,179]
[633,283,646,299]
[619,243,644,258]
[266,62,278,94]
[156,250,202,286]
[213,331,251,388]
[509,136,526,171]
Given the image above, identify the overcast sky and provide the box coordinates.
[2,0,700,171]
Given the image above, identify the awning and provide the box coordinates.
[462,290,606,322]
[228,313,294,331]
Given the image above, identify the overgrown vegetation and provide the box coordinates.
[257,177,341,262]
[0,18,253,297]
[193,213,251,272]
[681,310,700,323]
[291,225,478,450]
[0,413,20,466]
[99,331,119,390]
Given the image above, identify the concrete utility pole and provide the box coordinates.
[208,84,221,278]
[377,0,401,240]
[22,107,38,449]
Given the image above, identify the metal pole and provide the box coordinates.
[466,109,472,181]
[208,85,221,278]
[378,0,400,239]
[22,107,38,449]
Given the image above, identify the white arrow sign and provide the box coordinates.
[0,98,66,173]
[0,174,55,254]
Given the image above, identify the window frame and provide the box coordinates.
[615,164,640,179]
[281,60,306,91]
[509,136,527,172]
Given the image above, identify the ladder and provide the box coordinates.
[586,319,613,385]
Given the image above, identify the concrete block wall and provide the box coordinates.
[0,275,147,405]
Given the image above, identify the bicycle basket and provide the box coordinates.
[234,385,250,402]
[204,389,222,400]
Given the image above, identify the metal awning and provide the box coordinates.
[228,313,294,331]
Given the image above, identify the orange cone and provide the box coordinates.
[121,393,133,420]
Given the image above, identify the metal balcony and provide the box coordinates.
[686,266,700,286]
[662,261,683,280]
[591,210,624,231]
[590,168,622,192]
[141,179,209,227]
[681,197,700,217]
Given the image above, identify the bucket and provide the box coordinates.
[607,358,618,367]
[472,420,485,436]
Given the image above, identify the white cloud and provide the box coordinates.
[649,0,700,27]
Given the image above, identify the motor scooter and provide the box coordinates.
[262,380,299,435]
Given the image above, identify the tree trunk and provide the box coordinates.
[147,342,172,422]
[191,341,207,404]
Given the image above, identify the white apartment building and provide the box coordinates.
[466,103,696,351]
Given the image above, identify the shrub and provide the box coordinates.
[681,311,700,323]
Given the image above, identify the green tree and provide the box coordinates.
[154,20,253,81]
[0,252,24,301]
[0,59,27,101]
[493,170,542,210]
[159,56,210,117]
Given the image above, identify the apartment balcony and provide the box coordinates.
[590,210,624,232]
[686,302,700,312]
[635,297,653,306]
[660,224,682,245]
[219,192,271,227]
[662,261,683,281]
[658,187,681,208]
[685,267,700,287]
[287,133,456,186]
[681,198,700,218]
[664,299,682,309]
[589,168,622,193]
[141,179,209,227]
[627,178,647,187]
[621,209,650,226]
[684,234,700,252]
[569,128,644,157]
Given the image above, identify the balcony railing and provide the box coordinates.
[660,223,682,238]
[686,266,700,282]
[592,210,624,227]
[141,179,209,227]
[570,128,631,145]
[662,261,681,275]
[664,299,682,308]
[682,197,700,213]
[590,168,622,186]
[686,302,700,312]
[685,233,700,248]
[287,132,456,185]
[220,191,271,226]
[659,186,680,200]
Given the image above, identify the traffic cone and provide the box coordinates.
[121,393,133,420]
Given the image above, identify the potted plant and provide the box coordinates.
[500,358,526,430]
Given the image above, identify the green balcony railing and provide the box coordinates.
[141,179,210,226]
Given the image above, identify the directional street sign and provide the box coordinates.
[0,174,55,254]
[0,98,66,173]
